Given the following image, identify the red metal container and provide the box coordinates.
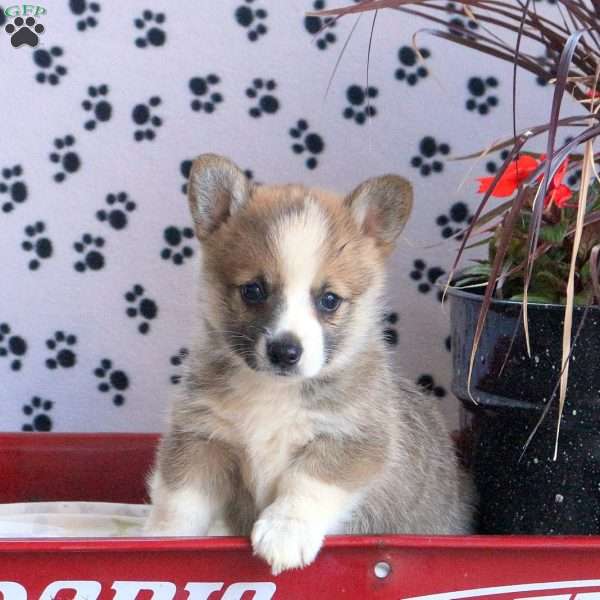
[2,432,600,600]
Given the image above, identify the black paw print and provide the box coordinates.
[134,9,166,48]
[466,76,499,115]
[410,259,446,301]
[22,397,53,432]
[436,202,473,240]
[189,75,223,113]
[0,323,27,371]
[82,84,112,130]
[343,85,377,125]
[50,135,81,183]
[170,347,189,384]
[125,285,158,334]
[410,136,450,176]
[445,2,479,38]
[96,192,135,230]
[0,10,6,27]
[33,46,67,85]
[94,359,129,406]
[73,233,105,272]
[45,331,77,369]
[69,0,100,31]
[246,78,279,117]
[132,96,162,141]
[22,221,52,270]
[485,148,510,174]
[416,374,447,398]
[235,0,267,41]
[180,159,192,194]
[382,312,399,346]
[535,47,558,87]
[290,119,325,170]
[395,46,431,86]
[304,0,336,50]
[0,164,27,213]
[5,15,44,47]
[161,226,195,265]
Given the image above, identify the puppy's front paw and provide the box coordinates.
[251,504,324,575]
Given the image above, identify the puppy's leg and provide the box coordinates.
[144,437,237,537]
[251,436,384,574]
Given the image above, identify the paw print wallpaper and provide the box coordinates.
[0,1,561,432]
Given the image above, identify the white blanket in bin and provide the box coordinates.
[0,502,149,537]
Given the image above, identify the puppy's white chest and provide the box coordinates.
[218,384,313,511]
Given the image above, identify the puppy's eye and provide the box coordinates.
[317,292,342,313]
[240,282,267,304]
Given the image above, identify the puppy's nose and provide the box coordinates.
[267,334,303,367]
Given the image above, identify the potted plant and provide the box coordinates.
[315,0,600,534]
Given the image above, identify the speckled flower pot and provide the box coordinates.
[448,287,600,535]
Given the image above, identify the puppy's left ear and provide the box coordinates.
[345,175,413,255]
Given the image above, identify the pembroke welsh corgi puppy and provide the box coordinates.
[144,154,473,574]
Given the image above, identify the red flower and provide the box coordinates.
[476,153,573,208]
[543,155,572,208]
[477,155,539,197]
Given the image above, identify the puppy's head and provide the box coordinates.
[188,154,412,379]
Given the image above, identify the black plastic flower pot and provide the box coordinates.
[448,287,600,535]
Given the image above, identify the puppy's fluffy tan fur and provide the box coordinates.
[145,154,472,574]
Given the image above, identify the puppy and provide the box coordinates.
[144,154,472,574]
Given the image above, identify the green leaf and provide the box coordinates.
[539,222,568,244]
[509,293,556,304]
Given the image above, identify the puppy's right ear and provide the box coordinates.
[188,154,251,240]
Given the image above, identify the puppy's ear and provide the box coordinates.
[344,175,413,255]
[188,154,251,240]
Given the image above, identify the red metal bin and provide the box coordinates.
[1,432,600,600]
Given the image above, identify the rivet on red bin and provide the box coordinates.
[374,561,391,579]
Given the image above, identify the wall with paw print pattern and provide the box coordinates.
[0,1,567,432]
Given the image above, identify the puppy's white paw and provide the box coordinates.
[251,505,325,575]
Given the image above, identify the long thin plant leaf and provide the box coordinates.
[523,30,586,357]
[554,138,593,460]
